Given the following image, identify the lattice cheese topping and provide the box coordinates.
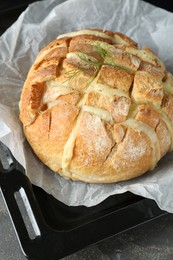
[19,29,173,183]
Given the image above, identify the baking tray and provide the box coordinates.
[0,0,38,35]
[0,142,166,260]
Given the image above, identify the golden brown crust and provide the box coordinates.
[19,29,173,183]
[96,65,133,92]
[24,103,79,173]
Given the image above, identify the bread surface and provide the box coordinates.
[19,29,173,183]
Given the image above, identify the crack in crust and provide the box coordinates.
[19,29,173,183]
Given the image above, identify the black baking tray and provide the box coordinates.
[0,142,166,260]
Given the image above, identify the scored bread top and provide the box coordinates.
[19,29,173,183]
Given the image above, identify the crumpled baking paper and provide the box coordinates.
[1,0,173,212]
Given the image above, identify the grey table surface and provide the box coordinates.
[1,190,173,260]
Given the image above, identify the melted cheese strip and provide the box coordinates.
[124,118,161,169]
[43,81,75,106]
[77,83,129,107]
[62,110,83,175]
[83,105,113,123]
[46,80,64,88]
[163,72,173,95]
[160,111,173,151]
[57,29,114,42]
[67,52,98,63]
[127,103,139,119]
[90,83,129,100]
[91,40,115,52]
[124,46,165,70]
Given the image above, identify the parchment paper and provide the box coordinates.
[1,0,173,212]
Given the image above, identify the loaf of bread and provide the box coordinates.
[19,29,173,183]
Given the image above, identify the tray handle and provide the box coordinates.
[0,146,47,258]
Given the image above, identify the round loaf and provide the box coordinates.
[19,29,173,183]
